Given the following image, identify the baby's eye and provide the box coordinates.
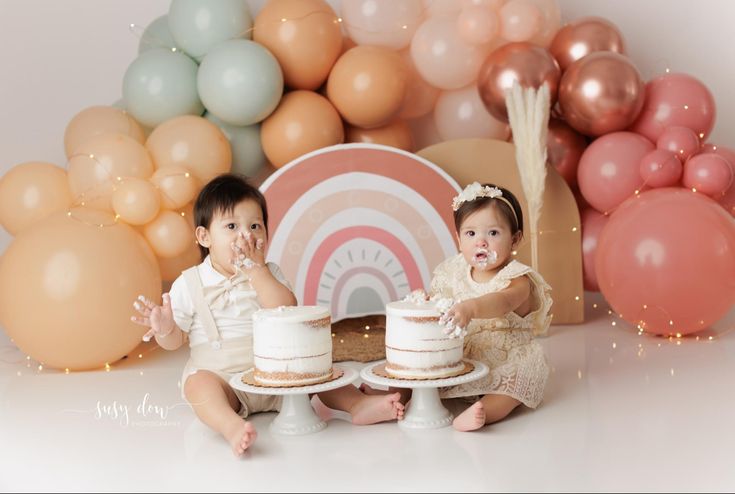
[489,230,499,237]
[465,230,475,237]
[226,223,237,230]
[250,223,261,230]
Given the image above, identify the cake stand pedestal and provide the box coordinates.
[360,359,488,430]
[230,365,358,436]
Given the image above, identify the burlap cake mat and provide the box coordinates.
[371,360,475,381]
[241,367,344,388]
[331,315,386,362]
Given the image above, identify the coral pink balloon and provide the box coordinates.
[500,0,542,42]
[477,42,560,122]
[701,143,735,216]
[64,106,145,158]
[683,153,733,198]
[457,5,499,45]
[577,131,653,213]
[398,50,441,119]
[145,115,231,183]
[67,133,154,211]
[410,16,488,90]
[629,73,716,143]
[547,118,587,190]
[327,46,408,128]
[656,126,700,161]
[433,85,510,141]
[580,207,608,292]
[0,162,72,235]
[341,0,423,50]
[558,52,644,136]
[550,16,625,71]
[639,149,682,188]
[595,188,735,335]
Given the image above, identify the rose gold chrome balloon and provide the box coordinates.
[550,16,625,71]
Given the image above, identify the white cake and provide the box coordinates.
[385,300,465,379]
[252,305,333,386]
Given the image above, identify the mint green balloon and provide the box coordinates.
[168,0,253,62]
[122,48,204,128]
[137,15,178,54]
[205,112,267,177]
[197,39,283,126]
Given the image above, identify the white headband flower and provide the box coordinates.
[452,182,503,211]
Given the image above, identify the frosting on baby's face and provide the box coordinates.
[456,205,515,274]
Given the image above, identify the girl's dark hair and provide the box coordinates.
[453,183,524,237]
[193,173,268,260]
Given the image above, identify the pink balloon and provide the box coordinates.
[341,0,423,50]
[701,143,735,216]
[596,188,735,335]
[499,0,542,42]
[457,5,499,45]
[629,73,716,143]
[580,207,608,292]
[639,149,682,188]
[433,85,510,141]
[656,126,700,161]
[682,153,733,197]
[577,131,654,213]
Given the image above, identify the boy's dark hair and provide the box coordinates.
[193,173,268,260]
[453,183,524,237]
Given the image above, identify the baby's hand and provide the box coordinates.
[131,294,175,341]
[439,300,472,338]
[231,231,266,271]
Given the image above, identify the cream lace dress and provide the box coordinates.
[431,254,552,408]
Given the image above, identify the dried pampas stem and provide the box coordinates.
[504,82,551,271]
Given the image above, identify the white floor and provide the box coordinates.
[1,292,733,492]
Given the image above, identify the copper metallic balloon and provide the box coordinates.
[550,16,625,71]
[558,51,644,137]
[547,118,587,190]
[477,42,561,122]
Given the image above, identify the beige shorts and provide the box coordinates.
[181,360,282,418]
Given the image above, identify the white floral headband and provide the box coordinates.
[452,182,519,227]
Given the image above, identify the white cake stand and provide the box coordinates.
[360,359,489,430]
[230,365,358,436]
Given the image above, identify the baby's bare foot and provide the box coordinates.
[351,392,405,425]
[452,401,486,432]
[225,419,257,456]
[359,383,388,396]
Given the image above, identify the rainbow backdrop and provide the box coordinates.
[261,144,460,321]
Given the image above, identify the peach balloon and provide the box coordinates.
[558,52,644,136]
[150,165,200,210]
[0,162,72,235]
[524,0,562,48]
[346,119,414,151]
[327,46,408,128]
[143,209,194,258]
[550,16,625,71]
[254,0,342,90]
[423,0,462,17]
[67,133,154,211]
[341,0,423,50]
[0,209,161,370]
[64,106,145,158]
[547,118,587,190]
[145,115,231,183]
[457,5,499,45]
[158,237,201,282]
[408,113,444,151]
[262,90,344,168]
[595,188,735,336]
[500,0,542,42]
[477,42,561,122]
[410,16,488,90]
[398,50,440,119]
[111,177,161,225]
[433,85,510,141]
[580,207,608,292]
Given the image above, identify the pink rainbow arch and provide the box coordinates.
[330,266,398,316]
[304,226,423,305]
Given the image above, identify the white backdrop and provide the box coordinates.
[1,0,734,255]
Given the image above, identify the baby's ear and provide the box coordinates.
[512,231,523,247]
[195,226,210,247]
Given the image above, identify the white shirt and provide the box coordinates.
[169,256,292,347]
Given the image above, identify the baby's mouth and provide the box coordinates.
[473,249,497,266]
